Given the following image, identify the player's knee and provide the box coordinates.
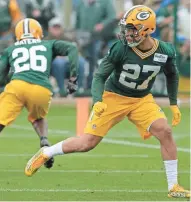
[163,126,172,139]
[158,125,172,142]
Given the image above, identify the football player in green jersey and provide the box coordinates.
[0,18,78,169]
[25,5,190,198]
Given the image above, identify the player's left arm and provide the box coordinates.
[53,40,78,78]
[52,40,79,93]
[0,50,10,86]
[163,47,181,126]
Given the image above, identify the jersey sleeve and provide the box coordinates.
[91,41,123,104]
[163,44,179,105]
[0,49,10,86]
[52,40,79,77]
[107,41,124,63]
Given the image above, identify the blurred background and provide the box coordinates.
[0,0,190,99]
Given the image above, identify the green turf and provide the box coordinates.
[0,105,190,201]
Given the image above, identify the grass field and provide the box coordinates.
[0,104,190,201]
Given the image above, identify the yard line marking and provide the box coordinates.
[4,125,190,153]
[0,188,168,193]
[103,138,191,153]
[1,134,144,139]
[0,169,189,174]
[10,125,70,134]
[0,134,71,138]
[0,154,149,158]
[1,135,189,153]
[1,134,189,140]
[8,124,189,138]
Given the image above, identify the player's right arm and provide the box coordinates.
[91,41,123,105]
[91,57,115,104]
[0,49,10,86]
[91,41,124,116]
[91,57,115,116]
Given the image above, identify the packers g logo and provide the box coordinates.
[136,12,150,20]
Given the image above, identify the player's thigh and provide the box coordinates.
[84,92,128,137]
[128,94,166,139]
[0,92,24,126]
[25,85,52,123]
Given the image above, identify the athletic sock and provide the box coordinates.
[43,141,64,157]
[164,159,178,191]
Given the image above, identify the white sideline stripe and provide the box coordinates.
[103,138,191,153]
[0,188,167,193]
[0,153,149,158]
[0,169,189,174]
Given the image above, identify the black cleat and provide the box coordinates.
[44,157,54,169]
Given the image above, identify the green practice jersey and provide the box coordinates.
[0,39,78,91]
[92,39,179,105]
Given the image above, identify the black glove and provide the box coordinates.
[67,77,78,94]
[40,137,55,169]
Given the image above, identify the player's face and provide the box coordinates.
[124,28,142,47]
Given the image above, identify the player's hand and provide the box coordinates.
[40,137,54,169]
[170,105,181,126]
[93,101,107,117]
[67,77,78,94]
